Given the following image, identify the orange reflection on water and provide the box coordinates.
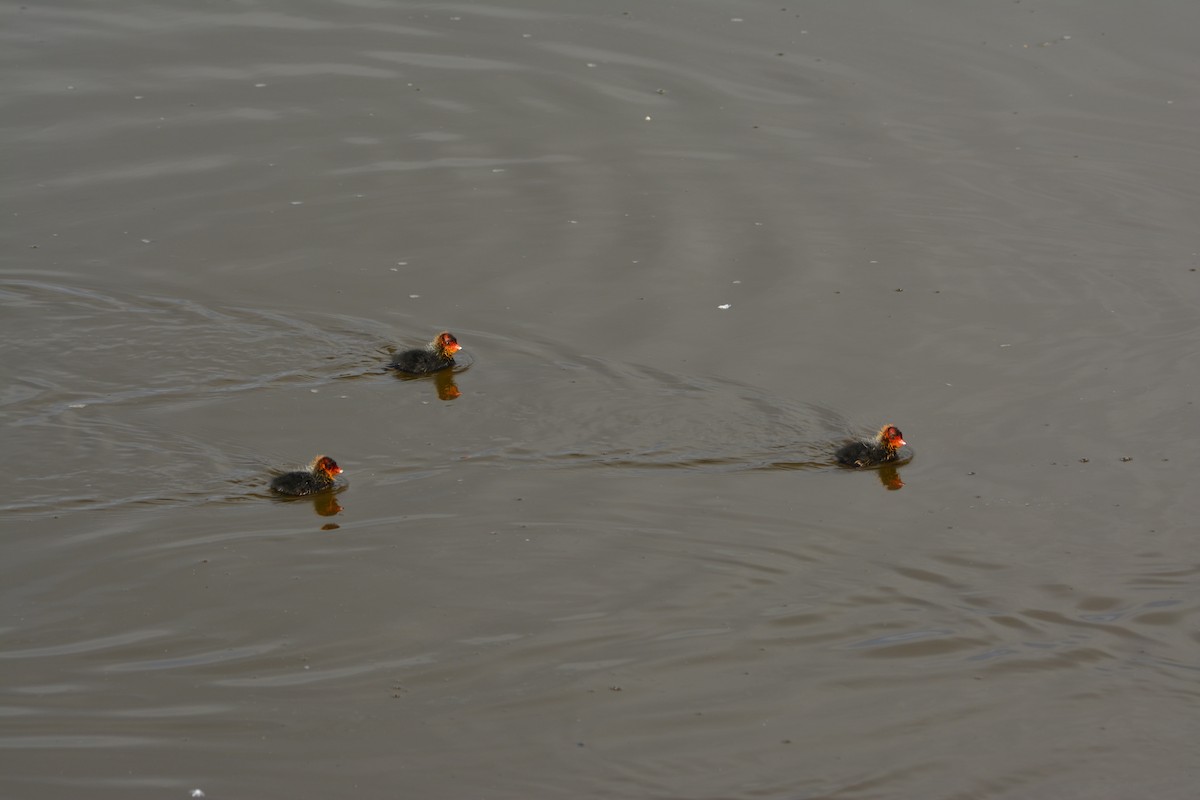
[434,371,461,400]
[391,367,461,400]
[877,464,904,491]
[311,492,343,517]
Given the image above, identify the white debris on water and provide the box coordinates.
[717,304,731,310]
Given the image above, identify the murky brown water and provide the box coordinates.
[4,1,1200,797]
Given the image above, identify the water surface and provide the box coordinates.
[3,1,1200,797]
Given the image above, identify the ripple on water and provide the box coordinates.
[447,334,865,472]
[0,278,390,515]
[3,280,895,515]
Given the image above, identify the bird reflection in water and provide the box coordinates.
[311,492,343,518]
[876,464,904,491]
[390,368,461,401]
[268,488,343,528]
[434,370,460,400]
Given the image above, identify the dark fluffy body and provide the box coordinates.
[390,333,459,375]
[270,456,342,496]
[390,347,455,374]
[270,470,336,496]
[834,440,899,468]
[835,425,906,468]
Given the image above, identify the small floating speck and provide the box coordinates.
[586,62,597,68]
[492,168,506,173]
[140,238,152,244]
[731,17,744,22]
[397,261,407,266]
[644,115,652,121]
[191,791,205,799]
[732,280,741,284]
[290,201,303,206]
[68,403,87,409]
[717,304,731,310]
[310,389,319,394]
[134,95,144,100]
[389,268,398,272]
[409,294,420,298]
[254,83,267,88]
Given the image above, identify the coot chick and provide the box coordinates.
[270,455,343,496]
[835,425,907,468]
[390,331,462,375]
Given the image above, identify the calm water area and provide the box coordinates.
[3,1,1199,797]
